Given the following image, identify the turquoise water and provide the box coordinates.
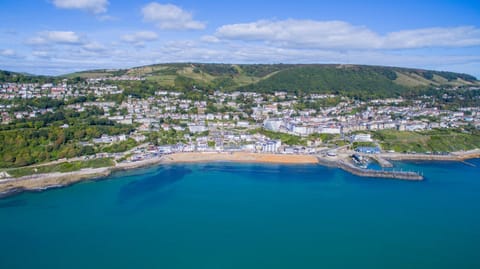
[1,160,480,268]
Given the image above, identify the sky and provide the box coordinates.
[0,0,479,77]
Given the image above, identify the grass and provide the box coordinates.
[372,129,480,153]
[352,142,378,149]
[394,72,433,87]
[5,158,115,178]
[252,128,307,146]
[145,75,176,86]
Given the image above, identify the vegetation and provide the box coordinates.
[372,128,480,153]
[240,65,409,99]
[352,142,378,149]
[101,138,138,153]
[6,158,114,178]
[57,64,478,99]
[0,107,134,168]
[252,128,307,146]
[0,70,55,84]
[148,129,187,146]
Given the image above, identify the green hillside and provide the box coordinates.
[66,63,478,94]
[3,63,478,97]
[0,70,55,83]
[239,65,406,97]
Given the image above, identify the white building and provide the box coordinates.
[351,134,372,142]
[263,119,283,132]
[188,124,208,133]
[262,140,282,153]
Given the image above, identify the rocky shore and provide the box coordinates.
[0,167,112,198]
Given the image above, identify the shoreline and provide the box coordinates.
[1,150,479,199]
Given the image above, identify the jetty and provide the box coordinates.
[371,155,394,168]
[337,160,423,181]
[317,156,423,181]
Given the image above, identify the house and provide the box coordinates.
[355,146,380,154]
[263,119,283,132]
[351,134,372,143]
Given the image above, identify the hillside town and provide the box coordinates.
[1,79,480,163]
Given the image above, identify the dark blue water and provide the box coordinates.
[1,160,479,268]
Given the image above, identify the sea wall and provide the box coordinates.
[336,160,423,181]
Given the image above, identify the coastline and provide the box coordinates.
[0,152,317,198]
[1,150,479,198]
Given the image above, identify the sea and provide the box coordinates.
[1,159,479,269]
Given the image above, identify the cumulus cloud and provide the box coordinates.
[215,19,480,49]
[142,2,205,30]
[27,31,83,45]
[216,20,381,49]
[384,26,480,48]
[52,0,109,14]
[0,49,16,57]
[122,31,158,46]
[201,35,220,43]
[83,41,107,52]
[32,51,51,58]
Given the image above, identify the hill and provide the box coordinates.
[0,70,55,84]
[65,63,479,95]
[3,63,478,97]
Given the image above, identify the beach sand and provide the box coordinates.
[162,152,319,164]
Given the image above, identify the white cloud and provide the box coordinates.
[201,35,220,43]
[0,49,16,57]
[122,31,158,46]
[142,2,205,30]
[83,41,107,52]
[27,31,82,45]
[52,0,109,14]
[2,19,480,78]
[216,20,381,49]
[384,26,480,48]
[32,51,50,58]
[215,19,480,49]
[97,14,117,21]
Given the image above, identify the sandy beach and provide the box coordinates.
[162,152,319,164]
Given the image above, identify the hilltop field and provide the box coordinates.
[62,63,479,97]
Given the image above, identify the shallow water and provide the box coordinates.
[1,160,479,268]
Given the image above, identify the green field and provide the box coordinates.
[372,129,480,153]
[5,158,114,178]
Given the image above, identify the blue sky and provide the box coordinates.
[0,0,479,76]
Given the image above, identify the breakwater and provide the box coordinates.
[337,160,423,180]
[317,157,423,181]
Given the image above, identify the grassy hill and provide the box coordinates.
[65,63,479,94]
[3,63,478,96]
[0,70,55,83]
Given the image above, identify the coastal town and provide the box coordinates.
[2,1,480,268]
[0,71,480,197]
[2,78,480,155]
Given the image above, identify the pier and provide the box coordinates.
[337,160,423,181]
[317,156,424,181]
